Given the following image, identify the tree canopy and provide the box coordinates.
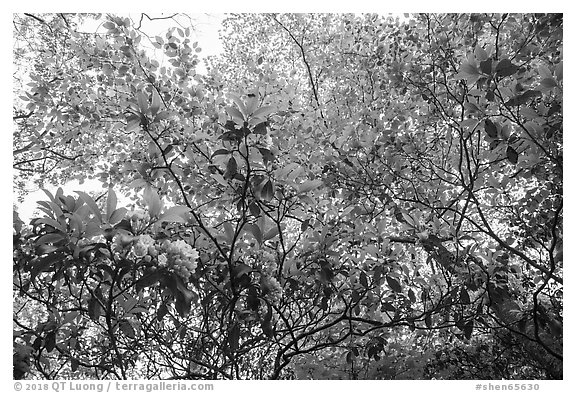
[13,13,562,380]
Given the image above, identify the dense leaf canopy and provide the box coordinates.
[13,13,562,380]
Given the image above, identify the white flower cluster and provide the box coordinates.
[161,239,199,281]
[129,210,150,232]
[133,234,157,258]
[262,276,283,305]
[130,211,150,221]
[130,235,199,281]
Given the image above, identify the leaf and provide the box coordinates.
[222,221,235,243]
[484,119,498,138]
[143,185,163,218]
[555,61,563,81]
[245,223,263,245]
[227,93,247,117]
[232,263,252,279]
[150,89,162,116]
[408,288,416,303]
[297,179,323,194]
[495,59,518,77]
[44,331,56,353]
[246,286,260,311]
[229,323,240,352]
[109,207,128,225]
[248,201,261,216]
[252,105,275,119]
[346,351,355,364]
[105,188,117,223]
[263,226,279,241]
[245,95,259,115]
[425,313,432,328]
[136,271,162,291]
[261,180,274,202]
[211,173,229,188]
[126,117,141,132]
[479,58,492,75]
[163,144,174,157]
[36,217,65,232]
[386,276,402,293]
[253,121,267,135]
[119,319,136,339]
[226,106,245,122]
[463,320,474,340]
[173,277,194,317]
[300,219,310,232]
[88,297,102,321]
[212,148,230,157]
[459,62,479,76]
[460,287,471,304]
[505,90,542,107]
[359,271,369,289]
[75,191,103,224]
[137,91,149,113]
[540,77,557,89]
[506,146,518,164]
[258,147,274,164]
[463,102,480,113]
[261,304,274,338]
[36,233,65,246]
[158,206,191,224]
[537,65,553,79]
[225,157,238,179]
[474,45,488,61]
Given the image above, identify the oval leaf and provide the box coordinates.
[252,105,275,119]
[506,146,519,164]
[226,106,245,122]
[261,180,274,202]
[119,319,136,339]
[484,119,498,138]
[386,276,402,293]
[150,88,162,116]
[245,223,263,245]
[143,185,163,218]
[106,188,117,223]
[75,191,103,224]
[297,179,323,194]
[474,45,488,61]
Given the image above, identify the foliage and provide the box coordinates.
[13,13,562,380]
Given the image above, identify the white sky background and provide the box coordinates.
[3,3,576,389]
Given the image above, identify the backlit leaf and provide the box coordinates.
[474,45,488,61]
[226,106,245,122]
[297,179,323,194]
[252,105,275,119]
[106,188,117,223]
[143,185,163,218]
[261,180,274,202]
[245,223,263,245]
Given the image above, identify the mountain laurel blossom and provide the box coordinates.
[163,240,199,280]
